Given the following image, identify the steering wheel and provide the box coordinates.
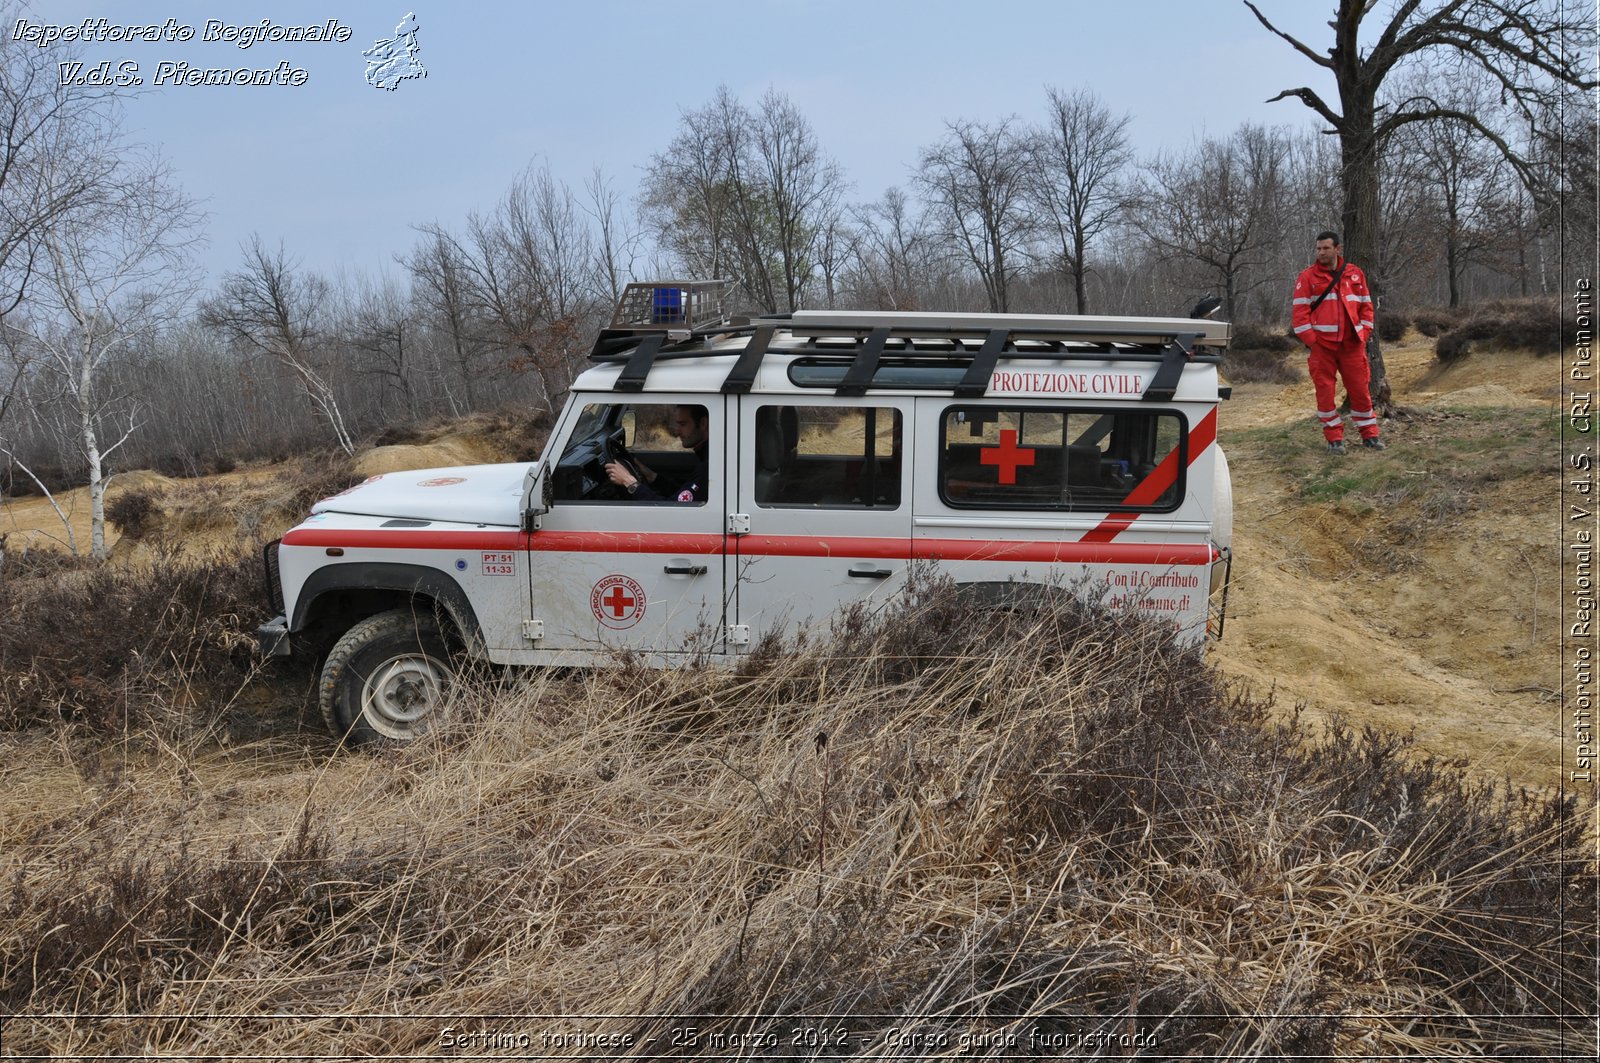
[601,428,642,485]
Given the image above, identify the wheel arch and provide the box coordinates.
[291,563,485,656]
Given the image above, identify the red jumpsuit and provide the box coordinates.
[1291,257,1379,443]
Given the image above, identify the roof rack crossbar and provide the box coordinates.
[613,331,667,393]
[835,326,891,396]
[954,328,1011,398]
[720,325,775,394]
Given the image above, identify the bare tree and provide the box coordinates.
[641,87,846,313]
[1406,121,1515,305]
[915,118,1033,313]
[1132,125,1294,322]
[1246,0,1596,404]
[0,2,121,324]
[1028,87,1132,314]
[0,155,200,557]
[640,90,741,293]
[341,272,416,420]
[583,166,639,311]
[202,237,354,455]
[844,187,935,310]
[747,89,847,312]
[458,163,604,413]
[404,226,487,413]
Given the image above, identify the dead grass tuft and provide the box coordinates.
[0,548,265,734]
[1,576,1591,1056]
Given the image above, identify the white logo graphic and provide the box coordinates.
[363,12,426,90]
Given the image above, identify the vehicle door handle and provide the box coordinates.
[663,563,707,576]
[848,565,893,579]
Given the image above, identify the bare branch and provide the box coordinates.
[1264,86,1345,129]
[1243,0,1333,67]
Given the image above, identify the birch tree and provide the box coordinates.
[0,2,121,325]
[0,155,200,557]
[203,237,355,455]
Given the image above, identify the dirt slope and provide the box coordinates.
[1214,337,1565,789]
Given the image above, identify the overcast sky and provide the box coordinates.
[26,1,1352,287]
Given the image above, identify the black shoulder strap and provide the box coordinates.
[1307,263,1346,314]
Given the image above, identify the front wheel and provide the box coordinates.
[319,609,454,743]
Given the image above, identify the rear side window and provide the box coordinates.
[939,405,1185,511]
[754,405,902,508]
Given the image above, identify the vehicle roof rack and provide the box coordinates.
[589,290,1228,398]
[609,280,733,332]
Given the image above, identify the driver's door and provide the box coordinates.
[530,396,729,659]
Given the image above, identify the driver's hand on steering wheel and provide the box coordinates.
[603,462,638,490]
[605,461,656,493]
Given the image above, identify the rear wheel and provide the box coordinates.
[319,609,454,743]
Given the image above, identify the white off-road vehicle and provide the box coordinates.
[258,282,1234,742]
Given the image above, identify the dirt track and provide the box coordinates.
[1214,337,1565,789]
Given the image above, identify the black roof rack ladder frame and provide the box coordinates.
[613,331,668,393]
[835,326,892,397]
[953,328,1012,398]
[720,325,775,394]
[1143,334,1201,402]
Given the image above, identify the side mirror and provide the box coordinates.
[1189,295,1224,320]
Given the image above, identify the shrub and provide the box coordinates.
[153,451,201,479]
[373,423,426,447]
[105,490,163,541]
[1412,307,1456,337]
[1229,322,1296,352]
[1377,307,1409,343]
[2,578,1590,1056]
[1435,297,1563,363]
[0,549,263,732]
[282,450,362,513]
[1,463,83,499]
[1224,346,1304,384]
[1225,322,1304,384]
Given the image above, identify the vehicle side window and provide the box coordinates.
[551,402,709,504]
[754,405,902,509]
[939,405,1185,511]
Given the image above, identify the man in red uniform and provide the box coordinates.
[1292,231,1383,453]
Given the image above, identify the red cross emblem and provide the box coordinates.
[980,429,1036,485]
[603,585,634,616]
[591,574,647,630]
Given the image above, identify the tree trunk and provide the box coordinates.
[1072,227,1090,314]
[1446,238,1461,308]
[1339,124,1392,410]
[82,397,107,560]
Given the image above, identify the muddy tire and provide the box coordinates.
[319,609,453,743]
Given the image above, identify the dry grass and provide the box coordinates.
[1,578,1592,1057]
[0,548,268,734]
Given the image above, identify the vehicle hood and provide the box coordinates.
[311,462,537,526]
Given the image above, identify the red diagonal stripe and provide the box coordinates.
[1080,407,1218,544]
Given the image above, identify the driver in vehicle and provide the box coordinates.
[605,404,709,502]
